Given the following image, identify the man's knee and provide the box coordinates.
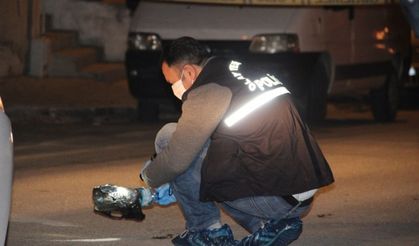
[155,123,177,153]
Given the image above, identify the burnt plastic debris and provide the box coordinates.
[92,184,149,221]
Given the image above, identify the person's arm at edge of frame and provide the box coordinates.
[141,83,232,188]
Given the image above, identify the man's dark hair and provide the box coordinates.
[163,37,210,67]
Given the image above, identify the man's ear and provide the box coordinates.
[183,64,196,84]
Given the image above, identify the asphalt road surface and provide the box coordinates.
[6,106,419,246]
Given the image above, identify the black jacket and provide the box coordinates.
[185,57,334,202]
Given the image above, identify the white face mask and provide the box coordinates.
[171,70,187,100]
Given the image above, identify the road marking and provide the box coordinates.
[53,238,121,242]
[10,216,80,227]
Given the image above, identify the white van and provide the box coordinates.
[125,0,410,122]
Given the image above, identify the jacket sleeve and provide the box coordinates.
[141,83,232,188]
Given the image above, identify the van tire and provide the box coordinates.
[370,69,399,122]
[297,53,331,123]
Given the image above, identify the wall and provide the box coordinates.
[0,0,29,77]
[42,0,130,61]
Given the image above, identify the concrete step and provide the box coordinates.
[80,63,126,82]
[48,47,99,77]
[43,31,78,51]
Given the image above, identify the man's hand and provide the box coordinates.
[139,154,176,206]
[154,183,177,206]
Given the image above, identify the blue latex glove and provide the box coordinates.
[154,183,176,206]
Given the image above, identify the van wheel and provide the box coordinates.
[137,99,159,122]
[299,53,331,123]
[370,70,399,122]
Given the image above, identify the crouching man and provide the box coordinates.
[140,37,334,246]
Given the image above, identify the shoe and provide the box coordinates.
[172,224,238,246]
[237,217,302,246]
